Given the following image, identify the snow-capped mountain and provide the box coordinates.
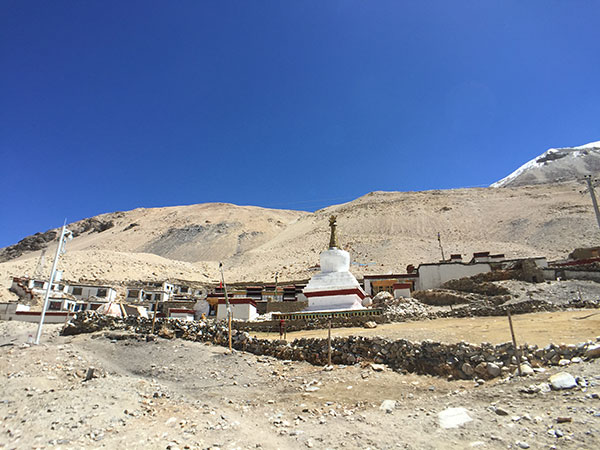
[491,141,600,188]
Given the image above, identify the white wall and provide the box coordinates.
[216,303,258,321]
[416,263,491,290]
[70,286,117,301]
[13,311,70,323]
[0,303,30,320]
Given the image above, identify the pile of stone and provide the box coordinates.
[441,278,511,296]
[412,289,509,307]
[61,312,600,381]
[436,298,600,319]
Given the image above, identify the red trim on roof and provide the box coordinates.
[16,311,69,316]
[169,309,195,314]
[393,283,412,290]
[552,257,600,267]
[363,274,418,279]
[304,288,366,300]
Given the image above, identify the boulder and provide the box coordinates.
[519,364,535,376]
[438,407,473,429]
[379,400,396,413]
[585,344,600,359]
[549,372,577,390]
[487,363,501,378]
[461,363,474,377]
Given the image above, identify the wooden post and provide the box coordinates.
[327,314,332,366]
[219,262,232,352]
[507,311,522,376]
[151,300,158,334]
[228,313,232,351]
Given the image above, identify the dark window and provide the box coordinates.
[127,290,139,298]
[72,287,83,295]
[49,301,61,311]
[34,281,44,288]
[97,288,107,297]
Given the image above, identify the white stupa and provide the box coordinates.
[303,216,367,311]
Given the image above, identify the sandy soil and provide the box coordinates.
[1,319,599,450]
[254,309,600,347]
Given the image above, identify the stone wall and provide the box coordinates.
[62,311,600,381]
[266,300,308,314]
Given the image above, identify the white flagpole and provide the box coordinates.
[34,221,67,345]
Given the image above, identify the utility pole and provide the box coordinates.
[274,271,279,302]
[35,221,72,345]
[219,262,232,351]
[583,175,600,230]
[437,232,446,262]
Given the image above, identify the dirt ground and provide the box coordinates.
[1,319,599,450]
[255,309,600,347]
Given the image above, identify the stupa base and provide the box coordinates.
[303,287,365,312]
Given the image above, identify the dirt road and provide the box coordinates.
[1,320,599,449]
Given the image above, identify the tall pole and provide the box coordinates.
[327,314,332,366]
[219,262,232,351]
[437,232,446,262]
[274,271,279,302]
[584,175,600,230]
[35,223,67,345]
[151,298,158,334]
[507,311,522,377]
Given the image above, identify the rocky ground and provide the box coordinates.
[1,320,599,450]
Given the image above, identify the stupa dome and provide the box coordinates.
[320,248,350,273]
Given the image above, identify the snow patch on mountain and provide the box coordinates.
[491,141,600,188]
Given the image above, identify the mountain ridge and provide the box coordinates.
[492,140,600,188]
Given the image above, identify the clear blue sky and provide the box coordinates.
[2,1,599,248]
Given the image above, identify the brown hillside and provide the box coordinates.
[1,182,598,292]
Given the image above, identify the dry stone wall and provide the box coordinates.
[62,311,600,381]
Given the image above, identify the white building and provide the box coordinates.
[69,284,117,302]
[216,298,258,321]
[10,277,69,302]
[415,262,492,291]
[126,281,175,303]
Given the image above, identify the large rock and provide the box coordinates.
[379,400,396,413]
[461,363,474,377]
[487,363,501,378]
[549,372,577,390]
[438,407,473,429]
[585,344,600,359]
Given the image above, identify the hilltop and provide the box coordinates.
[1,181,598,292]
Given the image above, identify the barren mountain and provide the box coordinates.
[492,141,600,187]
[1,181,599,293]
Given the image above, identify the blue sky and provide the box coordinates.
[1,1,599,248]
